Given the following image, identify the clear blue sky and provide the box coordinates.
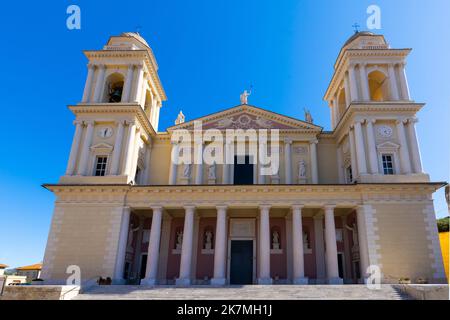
[0,0,448,268]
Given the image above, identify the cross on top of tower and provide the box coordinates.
[352,23,360,33]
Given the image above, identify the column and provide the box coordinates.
[348,64,359,102]
[348,128,358,179]
[356,206,370,282]
[65,120,83,176]
[324,205,343,284]
[258,205,272,284]
[341,215,352,281]
[110,120,125,175]
[310,139,319,184]
[388,64,400,101]
[313,215,326,283]
[176,206,195,285]
[407,118,423,173]
[142,207,163,285]
[122,121,137,176]
[211,206,227,285]
[168,142,179,185]
[353,120,367,175]
[396,119,412,174]
[359,63,370,101]
[398,63,411,100]
[292,205,308,284]
[222,141,231,184]
[366,119,379,174]
[113,206,131,283]
[284,139,292,184]
[344,73,351,107]
[82,64,95,103]
[332,95,339,128]
[92,64,106,103]
[133,64,144,103]
[122,64,135,102]
[77,120,95,176]
[142,142,153,184]
[194,141,204,184]
[336,145,344,183]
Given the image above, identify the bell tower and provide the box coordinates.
[325,32,429,183]
[60,32,167,185]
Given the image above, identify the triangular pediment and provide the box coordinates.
[167,105,322,132]
[90,142,114,152]
[376,141,400,150]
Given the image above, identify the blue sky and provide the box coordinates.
[0,0,448,268]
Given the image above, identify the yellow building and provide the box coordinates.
[40,32,447,286]
[439,232,449,281]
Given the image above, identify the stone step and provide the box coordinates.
[74,284,409,300]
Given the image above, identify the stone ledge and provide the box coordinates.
[393,284,449,300]
[1,285,80,300]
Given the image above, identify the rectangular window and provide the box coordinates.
[94,156,108,176]
[346,165,353,183]
[382,154,394,175]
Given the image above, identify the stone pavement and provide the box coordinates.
[74,284,410,300]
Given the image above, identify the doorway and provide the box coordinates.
[230,240,253,284]
[233,155,253,185]
[337,253,344,279]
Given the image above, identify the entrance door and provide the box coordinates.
[139,254,147,279]
[233,155,253,185]
[230,240,253,284]
[337,253,344,279]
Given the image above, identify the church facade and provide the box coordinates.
[41,32,447,286]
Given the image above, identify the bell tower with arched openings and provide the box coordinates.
[324,32,429,184]
[60,32,167,185]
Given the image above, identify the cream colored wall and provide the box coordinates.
[317,139,338,184]
[149,138,171,185]
[373,202,443,282]
[42,203,124,282]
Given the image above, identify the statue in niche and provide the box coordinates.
[272,230,280,250]
[204,230,213,250]
[298,159,306,178]
[182,163,191,178]
[208,163,216,179]
[303,231,310,250]
[176,231,183,250]
[345,223,359,248]
[127,222,140,251]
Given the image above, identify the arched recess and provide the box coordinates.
[368,70,389,101]
[103,72,125,103]
[337,88,346,122]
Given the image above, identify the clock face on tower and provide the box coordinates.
[377,125,393,138]
[97,127,113,139]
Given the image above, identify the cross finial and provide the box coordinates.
[352,23,360,33]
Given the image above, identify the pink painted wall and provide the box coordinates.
[166,218,184,280]
[303,217,316,278]
[196,217,216,280]
[270,218,287,279]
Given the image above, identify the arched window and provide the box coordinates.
[368,70,389,101]
[104,73,124,103]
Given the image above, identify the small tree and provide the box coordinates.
[437,216,449,232]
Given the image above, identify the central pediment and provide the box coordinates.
[167,105,322,132]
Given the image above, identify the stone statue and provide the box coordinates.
[345,223,359,247]
[127,223,140,251]
[205,230,213,250]
[182,163,191,178]
[176,231,183,250]
[304,108,313,123]
[175,110,185,125]
[272,230,280,250]
[298,159,306,178]
[303,232,310,249]
[240,89,251,105]
[208,163,216,179]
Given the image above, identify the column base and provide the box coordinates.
[314,278,327,284]
[257,278,273,285]
[293,277,309,285]
[210,278,226,286]
[327,277,344,285]
[175,278,191,286]
[141,278,157,286]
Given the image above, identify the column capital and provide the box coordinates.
[291,204,304,211]
[259,204,271,211]
[125,120,136,126]
[183,205,196,212]
[83,120,95,126]
[309,139,318,145]
[407,117,418,124]
[313,214,324,220]
[215,205,228,211]
[73,119,83,126]
[354,119,365,125]
[395,118,408,125]
[359,62,367,68]
[151,206,163,212]
[323,204,336,212]
[366,118,376,124]
[284,138,293,145]
[96,64,106,70]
